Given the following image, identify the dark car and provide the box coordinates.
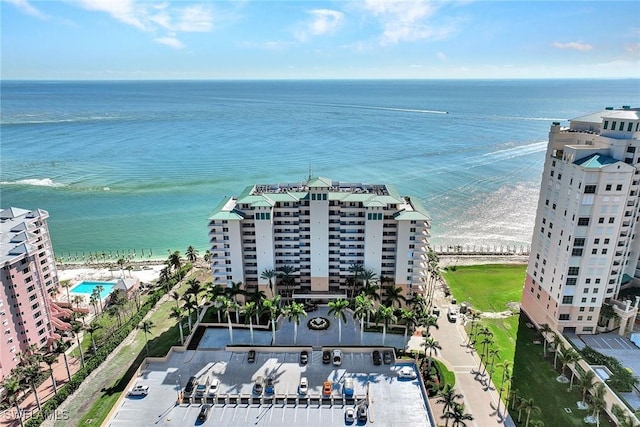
[265,377,275,394]
[197,404,211,421]
[372,350,382,365]
[184,376,197,395]
[322,350,331,364]
[248,350,256,363]
[300,350,309,365]
[357,405,368,422]
[383,350,393,364]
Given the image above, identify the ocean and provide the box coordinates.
[1,79,638,261]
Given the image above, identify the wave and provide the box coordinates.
[0,178,66,187]
[1,116,125,125]
[482,141,548,158]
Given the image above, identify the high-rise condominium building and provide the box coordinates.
[208,177,431,298]
[0,207,70,381]
[522,107,640,335]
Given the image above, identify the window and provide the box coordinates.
[598,217,605,224]
[581,297,587,303]
[603,120,609,129]
[592,249,598,255]
[577,217,590,226]
[593,288,599,293]
[583,326,594,332]
[571,248,583,256]
[604,238,610,244]
[606,184,612,191]
[584,185,596,194]
[579,307,585,312]
[628,123,634,132]
[566,278,577,286]
[602,249,607,255]
[591,298,597,303]
[616,184,623,191]
[573,238,585,247]
[611,121,617,130]
[568,267,579,275]
[559,314,570,321]
[619,122,624,131]
[595,278,601,284]
[609,217,615,224]
[562,296,573,304]
[578,316,583,321]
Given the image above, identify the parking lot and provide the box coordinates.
[106,348,432,426]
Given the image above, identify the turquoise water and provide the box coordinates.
[1,80,638,257]
[70,281,116,299]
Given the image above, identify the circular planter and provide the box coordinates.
[307,316,330,331]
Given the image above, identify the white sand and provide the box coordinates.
[57,264,164,284]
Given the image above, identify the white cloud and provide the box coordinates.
[437,52,447,61]
[74,0,214,48]
[625,43,640,57]
[154,36,184,49]
[552,41,593,51]
[4,0,50,20]
[296,9,344,42]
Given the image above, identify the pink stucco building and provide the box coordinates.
[0,207,71,381]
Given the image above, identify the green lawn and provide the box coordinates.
[443,264,526,312]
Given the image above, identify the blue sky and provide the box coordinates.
[2,0,639,79]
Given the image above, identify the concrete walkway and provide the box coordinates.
[407,286,515,427]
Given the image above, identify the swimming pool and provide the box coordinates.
[70,281,117,299]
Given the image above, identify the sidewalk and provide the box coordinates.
[407,289,515,427]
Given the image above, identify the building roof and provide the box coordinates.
[306,176,333,188]
[571,107,640,124]
[208,197,245,221]
[0,207,49,266]
[574,153,620,169]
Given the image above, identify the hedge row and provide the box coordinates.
[581,345,639,392]
[23,265,191,426]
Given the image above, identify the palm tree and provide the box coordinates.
[579,370,596,405]
[383,284,406,308]
[423,315,439,337]
[485,347,501,377]
[260,268,277,296]
[185,245,198,263]
[71,320,85,369]
[226,281,245,307]
[52,339,72,382]
[85,322,101,354]
[283,301,307,344]
[400,308,417,345]
[170,290,181,310]
[22,363,42,412]
[353,293,375,343]
[328,299,349,343]
[590,382,607,427]
[278,265,297,302]
[445,402,474,427]
[2,376,25,427]
[203,249,211,263]
[562,348,581,388]
[437,384,463,427]
[186,278,203,305]
[529,420,545,427]
[539,323,552,357]
[263,295,281,344]
[72,294,84,310]
[497,360,512,415]
[181,294,198,332]
[348,263,364,299]
[376,305,397,345]
[242,301,259,344]
[159,266,172,291]
[468,311,482,344]
[168,250,182,272]
[362,278,381,302]
[518,397,540,427]
[216,295,235,342]
[423,336,442,374]
[61,280,72,305]
[41,352,59,396]
[138,320,154,356]
[117,257,126,278]
[206,283,226,321]
[169,306,186,345]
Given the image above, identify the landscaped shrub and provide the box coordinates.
[581,346,639,392]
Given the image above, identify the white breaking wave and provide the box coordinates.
[0,178,66,187]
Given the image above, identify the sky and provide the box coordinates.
[1,0,639,80]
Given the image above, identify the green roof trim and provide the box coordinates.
[208,196,245,220]
[307,176,333,188]
[621,273,633,285]
[394,210,430,221]
[574,153,619,169]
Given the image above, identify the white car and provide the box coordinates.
[129,384,149,396]
[397,367,417,380]
[208,378,220,397]
[332,349,342,366]
[299,377,308,395]
[345,407,355,423]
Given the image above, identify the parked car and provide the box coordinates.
[323,381,332,396]
[343,378,354,397]
[372,350,382,365]
[128,384,149,396]
[332,349,342,366]
[299,377,309,395]
[357,405,368,422]
[265,377,275,394]
[253,376,264,395]
[447,305,458,323]
[322,350,331,364]
[345,407,355,423]
[197,404,211,422]
[248,350,256,363]
[184,376,197,397]
[207,378,220,397]
[195,376,210,398]
[397,366,417,379]
[383,350,393,364]
[300,350,308,365]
